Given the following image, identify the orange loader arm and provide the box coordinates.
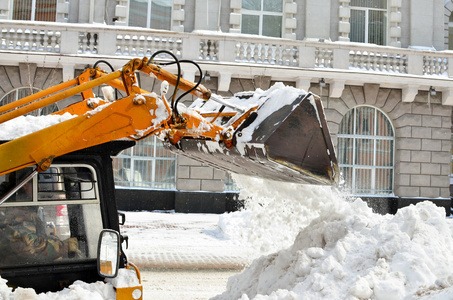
[0,55,339,185]
[0,57,242,176]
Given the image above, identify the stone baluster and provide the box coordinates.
[198,40,205,59]
[116,34,123,55]
[11,28,18,50]
[244,43,251,62]
[388,53,394,72]
[284,45,290,66]
[176,37,183,58]
[263,44,270,64]
[125,34,132,56]
[17,28,25,51]
[275,44,282,65]
[326,49,332,68]
[149,36,156,56]
[207,40,213,60]
[50,31,58,53]
[38,30,46,52]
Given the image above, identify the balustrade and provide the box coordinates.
[235,40,298,66]
[0,21,451,79]
[1,24,60,53]
[349,50,407,74]
[423,55,448,76]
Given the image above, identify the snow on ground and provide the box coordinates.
[2,175,453,299]
[213,175,453,300]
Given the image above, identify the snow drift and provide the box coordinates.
[215,176,453,300]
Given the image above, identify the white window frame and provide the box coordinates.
[241,0,283,37]
[338,106,395,196]
[350,1,388,45]
[128,0,173,30]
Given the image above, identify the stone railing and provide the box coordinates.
[1,20,453,79]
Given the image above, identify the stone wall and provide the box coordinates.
[319,83,452,199]
[0,63,62,101]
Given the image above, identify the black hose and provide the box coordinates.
[147,50,181,118]
[93,60,114,71]
[159,59,203,116]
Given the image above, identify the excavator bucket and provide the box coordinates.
[170,85,339,185]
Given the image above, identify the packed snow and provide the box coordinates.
[0,113,76,140]
[214,175,453,300]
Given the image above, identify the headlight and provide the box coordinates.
[132,288,142,300]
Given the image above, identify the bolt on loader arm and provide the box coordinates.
[0,53,338,185]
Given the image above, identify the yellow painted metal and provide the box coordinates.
[115,263,143,300]
[0,71,122,124]
[0,93,170,176]
[0,78,79,116]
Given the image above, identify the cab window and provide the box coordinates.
[0,165,103,267]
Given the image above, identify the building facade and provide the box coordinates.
[0,0,453,214]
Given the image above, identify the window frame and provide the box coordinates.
[0,164,103,267]
[10,0,57,22]
[113,135,177,190]
[337,105,395,196]
[241,0,283,38]
[350,0,388,45]
[127,0,173,30]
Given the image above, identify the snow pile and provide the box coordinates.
[0,268,142,299]
[0,113,76,140]
[0,277,115,300]
[215,176,453,300]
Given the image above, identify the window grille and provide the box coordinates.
[350,0,387,45]
[241,0,283,38]
[337,106,394,195]
[113,136,176,189]
[12,0,57,22]
[128,0,172,30]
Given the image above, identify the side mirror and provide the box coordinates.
[97,229,120,278]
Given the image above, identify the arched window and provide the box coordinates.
[0,87,58,115]
[337,106,394,195]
